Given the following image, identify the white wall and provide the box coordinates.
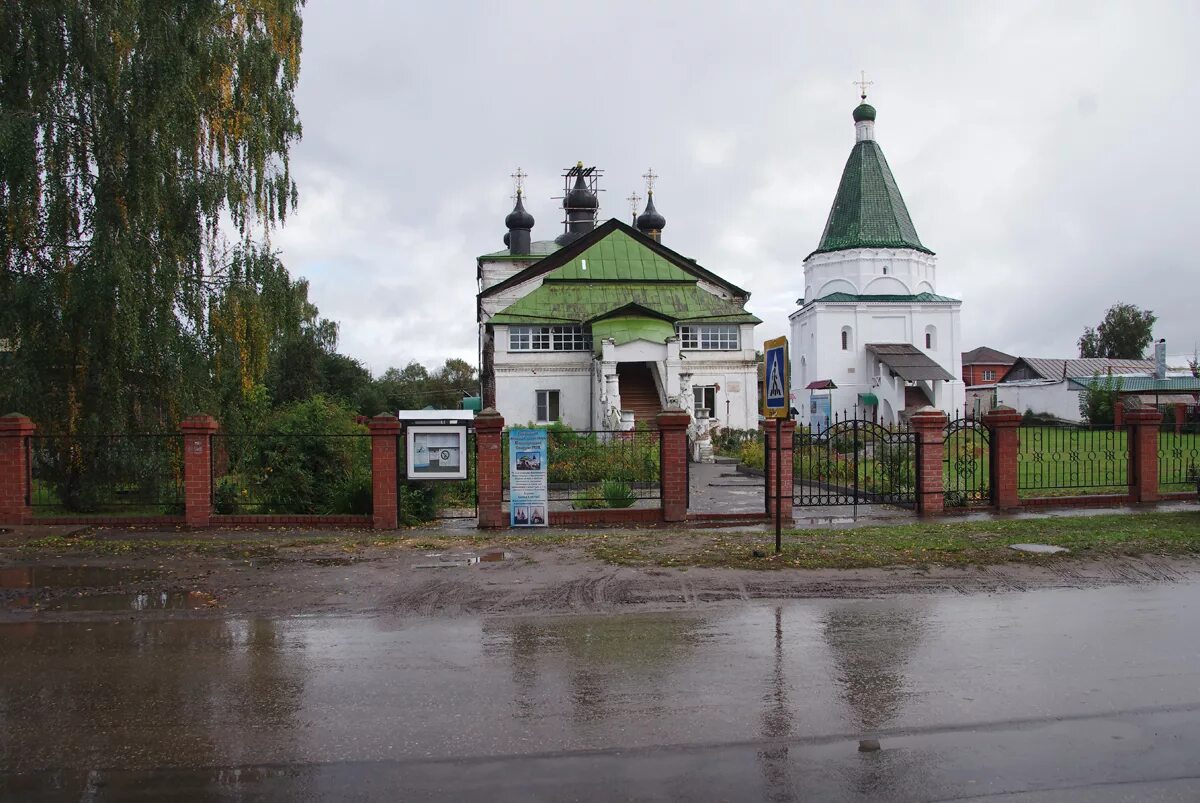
[790,299,963,426]
[996,381,1083,422]
[801,248,938,304]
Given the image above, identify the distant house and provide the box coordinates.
[962,346,1017,418]
[995,357,1155,422]
[961,347,1016,387]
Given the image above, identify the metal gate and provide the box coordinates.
[793,416,918,510]
[943,415,991,508]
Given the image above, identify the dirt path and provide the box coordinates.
[2,531,1197,620]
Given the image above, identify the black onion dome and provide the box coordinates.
[636,193,666,231]
[563,172,598,210]
[502,231,510,247]
[505,193,534,230]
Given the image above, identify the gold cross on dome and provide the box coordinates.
[627,192,642,220]
[510,167,527,199]
[642,168,658,195]
[854,70,873,100]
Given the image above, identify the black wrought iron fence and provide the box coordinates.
[793,416,918,509]
[211,432,372,515]
[500,427,662,509]
[29,434,185,516]
[1158,425,1200,492]
[1017,424,1128,496]
[943,415,991,508]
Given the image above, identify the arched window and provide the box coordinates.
[924,325,937,350]
[882,266,888,275]
[841,326,852,351]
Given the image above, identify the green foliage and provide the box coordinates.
[546,429,659,485]
[1078,372,1124,426]
[712,428,761,457]
[571,480,638,509]
[871,442,915,492]
[1078,303,1157,358]
[1,1,305,435]
[397,484,438,525]
[375,358,478,414]
[219,396,371,515]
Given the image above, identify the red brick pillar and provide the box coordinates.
[1125,407,1163,504]
[180,415,219,528]
[657,409,691,522]
[0,414,36,525]
[1175,403,1187,436]
[1114,400,1124,432]
[910,409,949,516]
[983,406,1021,510]
[474,408,505,529]
[762,419,796,520]
[368,414,401,530]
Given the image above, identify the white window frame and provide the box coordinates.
[677,324,739,351]
[509,325,591,352]
[693,385,717,418]
[535,389,561,423]
[982,369,996,382]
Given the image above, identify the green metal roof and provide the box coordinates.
[490,225,759,327]
[541,229,694,282]
[806,292,959,306]
[491,282,761,326]
[809,140,933,258]
[1067,376,1200,393]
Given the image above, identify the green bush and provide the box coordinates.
[398,483,438,524]
[601,479,637,508]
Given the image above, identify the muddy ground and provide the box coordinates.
[2,524,1198,620]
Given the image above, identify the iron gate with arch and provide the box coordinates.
[792,416,919,510]
[943,415,992,508]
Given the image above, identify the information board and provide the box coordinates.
[406,425,468,480]
[509,428,548,527]
[763,336,790,419]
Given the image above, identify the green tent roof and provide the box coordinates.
[809,140,933,258]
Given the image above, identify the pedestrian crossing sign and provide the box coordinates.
[763,336,789,419]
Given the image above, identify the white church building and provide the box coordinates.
[477,165,761,431]
[790,97,965,427]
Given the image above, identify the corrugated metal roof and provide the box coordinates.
[867,343,956,381]
[1017,358,1154,380]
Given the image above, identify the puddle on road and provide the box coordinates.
[302,557,356,567]
[0,566,160,589]
[0,566,218,612]
[416,551,513,568]
[42,590,217,611]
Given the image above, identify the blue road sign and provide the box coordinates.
[763,336,788,419]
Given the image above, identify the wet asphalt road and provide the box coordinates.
[3,582,1200,801]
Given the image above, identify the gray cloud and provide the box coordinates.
[276,0,1200,373]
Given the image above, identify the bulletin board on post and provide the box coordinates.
[406,424,468,480]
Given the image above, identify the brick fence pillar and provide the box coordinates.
[762,418,796,521]
[474,408,505,529]
[180,415,219,528]
[657,409,691,523]
[1114,400,1124,432]
[910,408,949,516]
[1175,403,1187,436]
[368,414,402,530]
[1125,406,1163,504]
[0,414,36,525]
[983,406,1022,510]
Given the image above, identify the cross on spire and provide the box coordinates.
[626,191,642,222]
[854,70,873,101]
[642,168,658,195]
[510,167,527,200]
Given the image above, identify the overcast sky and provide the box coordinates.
[273,0,1200,374]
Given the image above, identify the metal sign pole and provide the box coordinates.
[775,416,782,553]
